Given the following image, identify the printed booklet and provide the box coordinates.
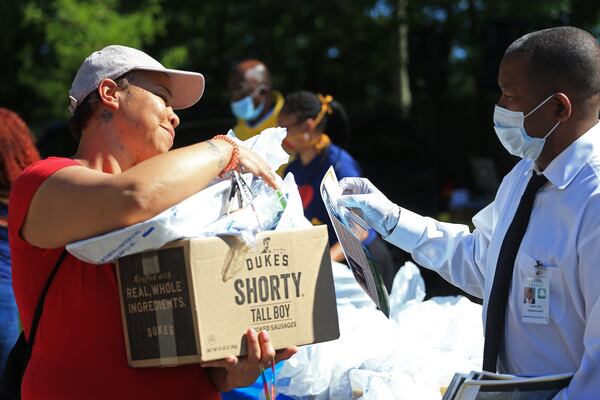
[320,167,389,316]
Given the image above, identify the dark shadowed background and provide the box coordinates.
[2,0,599,298]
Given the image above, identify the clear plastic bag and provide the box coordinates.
[276,262,484,400]
[67,127,293,263]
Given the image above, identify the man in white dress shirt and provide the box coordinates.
[339,26,600,399]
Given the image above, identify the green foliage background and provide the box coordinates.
[1,0,599,213]
[4,0,597,123]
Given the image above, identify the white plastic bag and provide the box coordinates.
[66,127,300,263]
[276,262,484,400]
[388,261,426,318]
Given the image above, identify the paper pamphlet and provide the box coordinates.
[442,371,573,400]
[319,166,390,317]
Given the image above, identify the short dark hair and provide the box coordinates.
[281,91,351,146]
[68,71,139,140]
[505,26,600,103]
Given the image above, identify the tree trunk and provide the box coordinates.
[395,0,411,118]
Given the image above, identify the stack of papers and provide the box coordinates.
[442,370,573,400]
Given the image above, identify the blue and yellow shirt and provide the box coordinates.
[285,143,375,246]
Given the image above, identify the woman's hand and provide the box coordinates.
[203,328,298,392]
[237,146,279,189]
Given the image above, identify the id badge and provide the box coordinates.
[521,265,550,324]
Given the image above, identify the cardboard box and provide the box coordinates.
[116,225,339,367]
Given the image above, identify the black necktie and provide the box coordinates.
[482,172,548,372]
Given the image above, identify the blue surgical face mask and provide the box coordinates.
[230,85,265,121]
[493,94,560,160]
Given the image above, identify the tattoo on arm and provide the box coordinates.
[98,109,113,123]
[207,140,225,169]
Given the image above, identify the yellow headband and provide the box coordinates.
[313,94,333,127]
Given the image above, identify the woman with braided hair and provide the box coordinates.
[0,108,41,375]
[278,91,397,291]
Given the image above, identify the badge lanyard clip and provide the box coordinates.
[534,260,545,277]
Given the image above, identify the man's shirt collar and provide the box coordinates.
[535,121,600,189]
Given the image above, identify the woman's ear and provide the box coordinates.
[305,118,317,133]
[97,78,121,111]
[554,92,572,122]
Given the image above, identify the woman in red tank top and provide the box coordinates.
[9,45,295,400]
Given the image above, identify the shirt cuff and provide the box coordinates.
[383,207,427,252]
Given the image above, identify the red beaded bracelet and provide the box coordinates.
[212,135,240,177]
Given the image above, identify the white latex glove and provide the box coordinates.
[338,177,400,236]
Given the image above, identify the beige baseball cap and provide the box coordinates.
[68,45,205,114]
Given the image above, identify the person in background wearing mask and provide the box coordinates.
[0,108,41,376]
[339,27,600,399]
[228,59,284,141]
[279,91,397,292]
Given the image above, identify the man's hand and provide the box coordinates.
[203,328,297,392]
[338,177,400,236]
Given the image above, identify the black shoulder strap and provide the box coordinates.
[23,249,68,364]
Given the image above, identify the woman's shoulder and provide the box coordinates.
[8,157,82,245]
[328,143,356,160]
[25,157,80,173]
[13,157,81,190]
[328,144,361,176]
